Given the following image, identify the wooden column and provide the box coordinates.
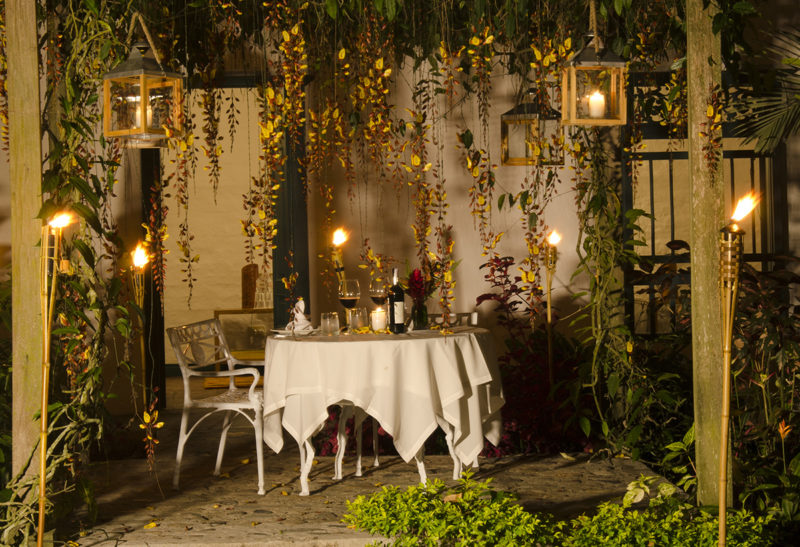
[7,0,44,475]
[687,0,726,506]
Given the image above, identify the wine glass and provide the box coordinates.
[338,279,360,331]
[369,278,388,308]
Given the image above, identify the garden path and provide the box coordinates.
[69,381,662,546]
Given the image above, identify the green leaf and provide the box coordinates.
[682,423,695,446]
[324,0,338,19]
[601,420,609,437]
[69,175,100,208]
[579,416,591,437]
[70,202,103,234]
[52,327,80,336]
[664,441,686,452]
[497,193,505,210]
[614,0,623,15]
[73,239,95,269]
[84,0,99,16]
[607,372,620,396]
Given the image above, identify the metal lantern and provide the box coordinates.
[501,91,564,166]
[561,34,627,126]
[102,42,182,148]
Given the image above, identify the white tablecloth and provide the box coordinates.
[262,326,505,464]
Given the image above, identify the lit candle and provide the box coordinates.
[370,308,387,331]
[588,91,605,118]
[331,227,349,284]
[546,229,562,246]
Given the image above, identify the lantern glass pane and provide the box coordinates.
[108,77,142,133]
[505,121,532,163]
[573,67,621,120]
[539,118,564,165]
[145,77,177,133]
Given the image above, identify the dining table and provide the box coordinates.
[261,325,505,495]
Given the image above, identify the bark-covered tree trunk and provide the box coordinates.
[687,0,727,506]
[8,0,45,476]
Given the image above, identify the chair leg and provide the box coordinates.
[333,406,352,480]
[173,408,191,490]
[254,407,265,495]
[414,445,427,485]
[214,410,233,476]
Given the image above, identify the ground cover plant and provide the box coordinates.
[344,474,778,546]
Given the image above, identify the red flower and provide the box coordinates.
[408,268,426,302]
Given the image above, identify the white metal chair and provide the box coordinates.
[167,318,266,495]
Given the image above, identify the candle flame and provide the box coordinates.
[547,230,562,246]
[332,228,349,247]
[48,212,73,229]
[132,243,149,268]
[731,192,759,222]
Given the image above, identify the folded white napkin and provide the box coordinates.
[285,298,313,332]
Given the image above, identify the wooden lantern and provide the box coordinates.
[501,93,564,166]
[561,35,627,126]
[102,42,182,147]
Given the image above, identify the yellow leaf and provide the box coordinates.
[291,24,300,36]
[470,36,481,46]
[281,490,289,496]
[533,47,542,61]
[143,411,151,424]
[143,521,158,529]
[706,104,714,118]
[338,48,346,60]
[375,58,384,70]
[282,30,290,42]
[626,341,634,353]
[411,153,421,166]
[241,458,250,464]
[565,37,572,50]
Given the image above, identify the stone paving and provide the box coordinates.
[69,409,660,546]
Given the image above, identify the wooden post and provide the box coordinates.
[8,0,45,479]
[687,0,726,508]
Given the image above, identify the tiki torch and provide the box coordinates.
[545,229,561,386]
[131,242,150,408]
[718,192,758,547]
[38,211,73,547]
[332,228,349,285]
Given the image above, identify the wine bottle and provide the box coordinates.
[388,267,405,334]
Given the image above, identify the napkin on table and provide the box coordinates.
[285,298,313,332]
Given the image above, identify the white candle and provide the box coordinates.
[370,308,387,331]
[588,91,605,118]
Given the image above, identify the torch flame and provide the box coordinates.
[332,228,349,247]
[731,192,759,222]
[547,230,562,246]
[132,243,149,269]
[48,212,73,229]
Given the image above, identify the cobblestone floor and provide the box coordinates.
[68,407,659,547]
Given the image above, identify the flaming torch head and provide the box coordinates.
[726,192,759,233]
[48,212,74,229]
[132,243,149,270]
[547,230,562,247]
[332,228,349,247]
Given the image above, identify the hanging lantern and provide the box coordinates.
[561,0,626,127]
[103,36,182,148]
[501,90,564,166]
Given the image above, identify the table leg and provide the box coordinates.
[334,406,353,480]
[414,446,427,484]
[355,414,363,477]
[372,420,380,468]
[436,416,462,480]
[298,439,314,496]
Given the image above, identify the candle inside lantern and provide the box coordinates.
[132,243,149,269]
[331,227,349,284]
[370,308,387,331]
[547,229,562,246]
[588,91,606,118]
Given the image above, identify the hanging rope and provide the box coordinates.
[589,0,602,53]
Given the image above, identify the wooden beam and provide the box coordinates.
[7,0,44,476]
[687,0,726,507]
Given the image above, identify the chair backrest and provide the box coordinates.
[167,318,233,374]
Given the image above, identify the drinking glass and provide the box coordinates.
[348,307,368,331]
[338,279,360,330]
[369,278,388,308]
[320,311,340,336]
